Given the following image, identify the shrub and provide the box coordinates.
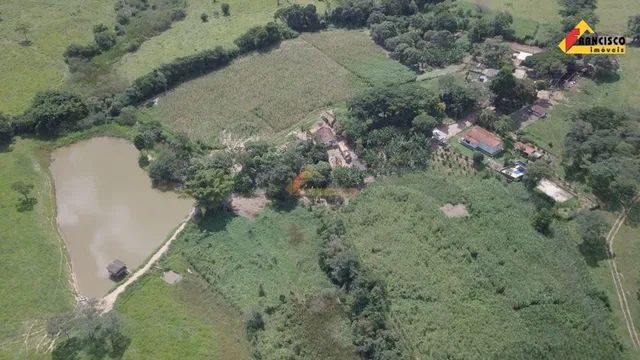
[200,13,209,22]
[245,310,264,338]
[332,167,365,188]
[221,3,230,16]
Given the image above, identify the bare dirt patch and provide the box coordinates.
[536,179,573,202]
[230,194,270,219]
[440,203,470,218]
[162,271,183,285]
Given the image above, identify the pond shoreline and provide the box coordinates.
[49,135,192,299]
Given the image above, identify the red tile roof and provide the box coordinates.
[462,126,502,148]
[516,142,536,155]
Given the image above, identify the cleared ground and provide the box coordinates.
[341,171,622,358]
[115,0,326,81]
[149,37,365,144]
[0,0,114,115]
[0,139,74,358]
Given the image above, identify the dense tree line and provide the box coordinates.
[564,106,640,207]
[341,85,445,172]
[318,219,403,359]
[275,4,323,32]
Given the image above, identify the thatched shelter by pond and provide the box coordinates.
[107,260,127,278]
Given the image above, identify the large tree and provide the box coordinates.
[490,68,536,113]
[24,90,88,136]
[185,167,234,212]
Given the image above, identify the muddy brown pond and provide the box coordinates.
[50,137,192,298]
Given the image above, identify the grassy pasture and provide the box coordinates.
[340,171,622,358]
[0,0,115,115]
[149,37,364,144]
[0,139,74,358]
[300,29,416,86]
[165,206,357,359]
[523,48,640,157]
[597,0,640,34]
[116,272,251,359]
[115,0,326,81]
[460,0,561,41]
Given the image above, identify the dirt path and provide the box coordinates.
[100,208,195,312]
[606,198,640,349]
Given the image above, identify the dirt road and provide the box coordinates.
[100,208,195,312]
[606,198,640,349]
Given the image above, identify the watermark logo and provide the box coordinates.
[558,20,626,54]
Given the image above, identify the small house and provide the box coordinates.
[515,142,543,159]
[529,104,549,118]
[459,126,503,156]
[107,260,127,278]
[313,127,337,147]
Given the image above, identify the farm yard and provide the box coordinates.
[0,0,114,115]
[115,0,327,82]
[523,48,640,157]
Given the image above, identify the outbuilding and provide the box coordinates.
[107,260,127,278]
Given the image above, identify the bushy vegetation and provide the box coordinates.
[489,67,537,113]
[339,171,623,358]
[172,207,357,359]
[64,0,188,65]
[275,4,323,32]
[340,85,444,172]
[563,106,640,207]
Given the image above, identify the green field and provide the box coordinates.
[116,271,251,359]
[597,0,640,34]
[148,36,365,144]
[115,0,327,82]
[524,48,640,157]
[117,206,357,359]
[460,0,561,41]
[340,171,622,358]
[0,0,115,115]
[300,29,416,86]
[0,139,74,358]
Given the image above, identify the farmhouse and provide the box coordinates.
[107,259,127,278]
[459,126,503,156]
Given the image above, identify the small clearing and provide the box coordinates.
[161,271,183,285]
[230,194,270,219]
[536,179,573,202]
[440,203,470,218]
